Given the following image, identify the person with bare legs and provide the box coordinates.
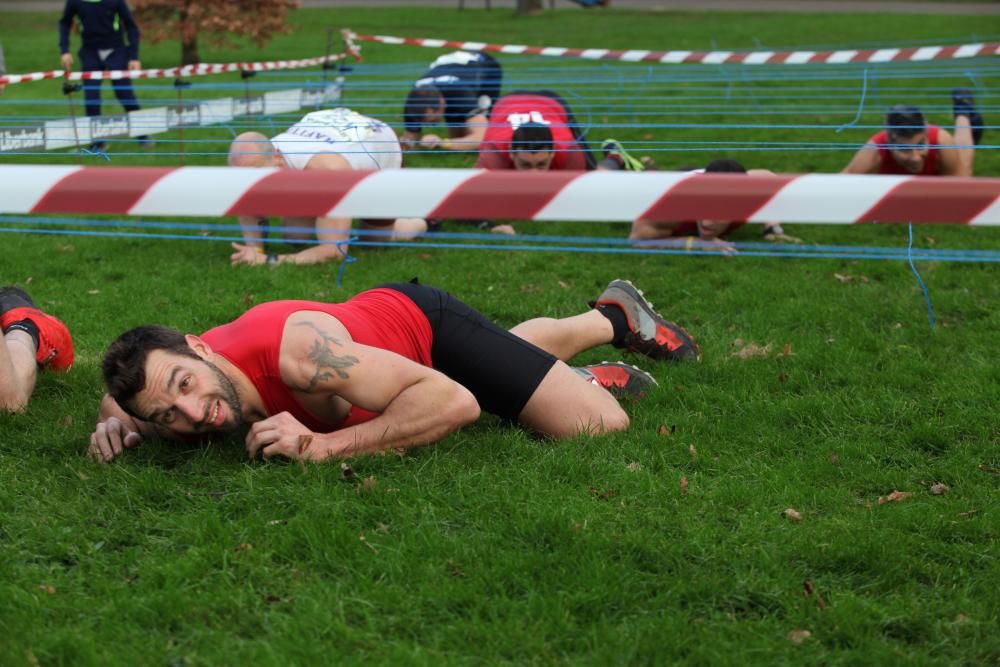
[227,108,427,267]
[0,287,74,412]
[87,279,699,463]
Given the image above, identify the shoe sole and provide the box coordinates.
[584,360,659,398]
[598,279,702,360]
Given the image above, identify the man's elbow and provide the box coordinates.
[450,386,481,428]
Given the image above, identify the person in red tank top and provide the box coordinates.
[627,159,802,254]
[89,280,702,464]
[842,91,983,177]
[475,92,595,171]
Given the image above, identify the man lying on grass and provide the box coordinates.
[227,107,427,267]
[88,279,699,463]
[842,90,984,177]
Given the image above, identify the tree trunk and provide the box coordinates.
[516,0,543,16]
[181,36,199,65]
[178,1,199,65]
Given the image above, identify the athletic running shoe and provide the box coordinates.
[0,286,74,371]
[577,361,657,399]
[593,279,701,362]
[601,139,644,171]
[952,88,984,145]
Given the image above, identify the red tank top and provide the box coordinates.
[200,288,433,432]
[476,94,586,170]
[871,125,941,175]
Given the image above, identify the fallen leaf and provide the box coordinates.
[87,289,100,295]
[626,461,642,472]
[447,559,466,577]
[234,543,253,552]
[642,132,655,140]
[929,483,950,495]
[267,519,287,526]
[376,522,390,534]
[588,486,618,500]
[733,338,745,347]
[557,280,570,289]
[731,343,772,359]
[957,510,978,518]
[787,629,811,644]
[339,462,356,482]
[657,424,676,436]
[893,322,903,329]
[61,415,73,428]
[688,444,697,461]
[25,277,33,285]
[877,490,912,505]
[417,253,433,260]
[356,476,378,493]
[782,343,793,357]
[38,584,56,595]
[679,475,689,496]
[954,613,970,624]
[803,580,815,595]
[835,272,870,284]
[783,508,802,522]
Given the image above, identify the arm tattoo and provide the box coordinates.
[295,321,359,390]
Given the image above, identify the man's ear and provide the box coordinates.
[185,334,213,360]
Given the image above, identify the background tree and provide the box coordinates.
[517,0,544,16]
[132,0,300,66]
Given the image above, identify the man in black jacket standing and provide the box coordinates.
[58,0,150,149]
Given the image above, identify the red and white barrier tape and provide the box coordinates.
[350,31,1000,66]
[1,166,997,225]
[0,31,361,86]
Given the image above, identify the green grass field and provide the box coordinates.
[1,6,999,665]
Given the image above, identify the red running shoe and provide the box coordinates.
[594,279,701,362]
[577,361,657,399]
[0,286,74,371]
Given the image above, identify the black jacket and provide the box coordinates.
[58,0,141,60]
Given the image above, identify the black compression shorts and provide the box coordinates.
[379,281,557,421]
